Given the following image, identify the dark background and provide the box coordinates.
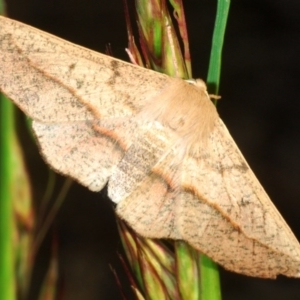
[3,0,300,299]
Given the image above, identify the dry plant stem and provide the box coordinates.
[33,178,73,256]
[122,0,145,67]
[168,0,192,77]
[135,0,188,76]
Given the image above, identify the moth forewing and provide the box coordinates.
[0,15,172,121]
[32,120,125,191]
[1,15,300,278]
[180,119,300,277]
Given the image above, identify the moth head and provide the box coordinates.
[138,77,219,151]
[186,78,207,91]
[187,78,221,102]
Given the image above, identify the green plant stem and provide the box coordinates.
[200,255,222,300]
[207,0,231,95]
[0,95,16,300]
[200,0,231,299]
[0,1,4,14]
[1,5,16,299]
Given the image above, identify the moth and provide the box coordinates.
[1,15,300,278]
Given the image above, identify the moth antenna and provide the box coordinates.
[209,94,221,101]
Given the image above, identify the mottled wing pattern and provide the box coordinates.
[112,121,182,239]
[32,118,137,191]
[179,119,300,277]
[0,16,172,121]
[0,16,171,190]
[116,166,181,240]
[1,16,300,279]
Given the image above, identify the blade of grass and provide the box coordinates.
[1,7,35,299]
[0,0,5,14]
[0,6,15,299]
[175,241,200,299]
[199,255,222,300]
[200,0,231,299]
[207,0,231,95]
[0,94,16,300]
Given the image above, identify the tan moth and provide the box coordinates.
[0,15,300,278]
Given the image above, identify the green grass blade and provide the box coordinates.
[1,6,33,299]
[200,255,222,300]
[200,0,231,299]
[0,94,16,300]
[176,241,200,299]
[207,0,231,95]
[0,7,16,300]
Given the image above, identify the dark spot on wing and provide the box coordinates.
[107,60,121,85]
